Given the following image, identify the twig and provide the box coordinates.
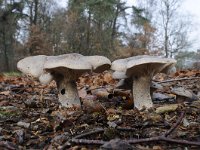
[127,136,200,146]
[73,128,104,139]
[71,139,105,145]
[71,136,200,146]
[164,111,185,137]
[155,77,200,84]
[116,127,137,132]
[116,123,170,131]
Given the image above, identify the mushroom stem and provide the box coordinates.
[56,77,81,108]
[132,75,153,110]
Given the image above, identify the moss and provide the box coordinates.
[0,107,22,119]
[3,72,21,77]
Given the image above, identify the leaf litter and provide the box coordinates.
[0,70,200,149]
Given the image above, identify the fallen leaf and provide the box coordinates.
[0,91,10,96]
[82,99,105,113]
[155,104,179,114]
[92,89,112,99]
[103,72,115,84]
[107,114,120,121]
[0,74,4,82]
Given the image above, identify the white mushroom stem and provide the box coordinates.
[56,77,81,108]
[132,75,153,110]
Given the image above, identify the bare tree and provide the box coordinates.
[156,0,191,58]
[134,0,192,58]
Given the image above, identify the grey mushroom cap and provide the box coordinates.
[17,55,46,78]
[44,54,111,75]
[162,64,176,74]
[111,55,151,72]
[111,55,176,78]
[44,53,92,76]
[126,57,177,77]
[17,55,53,85]
[84,56,111,73]
[111,59,129,72]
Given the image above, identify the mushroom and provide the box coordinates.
[17,53,111,108]
[17,55,54,84]
[111,55,176,110]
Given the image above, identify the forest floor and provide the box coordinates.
[0,70,200,150]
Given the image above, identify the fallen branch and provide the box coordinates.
[71,139,105,145]
[127,136,200,146]
[155,77,200,84]
[73,128,104,139]
[116,123,170,131]
[164,111,185,137]
[71,136,200,146]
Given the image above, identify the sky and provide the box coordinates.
[181,0,200,50]
[58,0,200,51]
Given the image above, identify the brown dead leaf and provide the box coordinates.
[93,77,103,86]
[174,70,200,78]
[78,76,90,86]
[0,91,10,96]
[0,74,4,82]
[92,89,112,99]
[82,99,105,113]
[103,72,115,84]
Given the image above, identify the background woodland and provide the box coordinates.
[0,0,200,72]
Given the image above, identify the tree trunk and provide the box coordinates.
[2,27,9,71]
[164,1,170,58]
[164,27,169,58]
[33,0,38,25]
[111,7,118,51]
[86,10,91,54]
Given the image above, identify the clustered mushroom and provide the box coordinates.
[111,55,176,110]
[17,53,111,108]
[18,54,176,110]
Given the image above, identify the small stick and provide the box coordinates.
[71,136,200,146]
[73,128,104,139]
[71,139,105,145]
[127,136,200,146]
[155,77,200,84]
[164,111,185,137]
